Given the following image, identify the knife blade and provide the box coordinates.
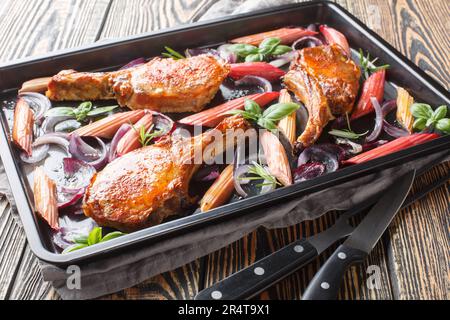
[194,194,380,300]
[302,170,416,300]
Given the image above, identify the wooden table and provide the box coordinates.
[0,0,448,300]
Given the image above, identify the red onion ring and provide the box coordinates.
[294,162,326,183]
[383,120,410,138]
[366,97,384,143]
[42,115,74,133]
[69,134,108,170]
[20,144,50,164]
[33,133,70,153]
[18,92,51,124]
[62,158,95,190]
[119,57,146,70]
[58,189,85,209]
[109,123,131,162]
[269,51,296,68]
[292,36,324,50]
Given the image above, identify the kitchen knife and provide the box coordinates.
[194,195,379,300]
[301,170,416,300]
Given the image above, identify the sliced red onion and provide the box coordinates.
[234,75,272,92]
[292,36,324,50]
[33,133,69,153]
[186,47,219,58]
[307,23,318,32]
[119,57,146,70]
[52,217,97,250]
[361,140,389,152]
[42,115,74,133]
[152,112,175,142]
[69,134,108,170]
[335,138,363,155]
[269,51,296,68]
[294,162,326,183]
[109,123,131,162]
[217,44,238,63]
[366,97,384,143]
[60,186,84,194]
[62,158,95,190]
[381,99,397,116]
[18,92,51,124]
[194,165,221,182]
[54,119,82,133]
[297,145,340,173]
[20,144,49,164]
[383,120,410,138]
[58,188,84,209]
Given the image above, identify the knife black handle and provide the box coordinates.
[302,244,367,300]
[195,239,318,300]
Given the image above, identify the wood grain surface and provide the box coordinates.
[0,0,448,300]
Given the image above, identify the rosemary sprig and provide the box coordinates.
[359,48,390,79]
[132,124,162,146]
[162,46,185,60]
[329,112,368,139]
[245,161,281,187]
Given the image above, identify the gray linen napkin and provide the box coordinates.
[0,0,449,300]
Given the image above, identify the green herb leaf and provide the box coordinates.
[262,102,300,122]
[413,118,427,131]
[257,118,278,132]
[86,105,119,117]
[245,53,264,62]
[271,45,292,56]
[229,43,259,56]
[436,118,450,134]
[133,124,162,147]
[329,129,368,139]
[247,161,281,187]
[100,231,127,243]
[163,46,185,60]
[45,107,76,117]
[410,103,433,119]
[359,49,390,79]
[62,243,88,254]
[87,227,102,246]
[74,235,88,245]
[431,105,448,121]
[244,99,262,115]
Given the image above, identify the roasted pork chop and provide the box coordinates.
[46,55,230,113]
[284,44,360,147]
[83,116,249,232]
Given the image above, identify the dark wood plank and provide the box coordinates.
[0,0,112,300]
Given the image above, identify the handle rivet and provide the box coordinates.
[254,267,265,275]
[321,282,330,290]
[294,245,304,253]
[338,252,347,259]
[211,291,222,299]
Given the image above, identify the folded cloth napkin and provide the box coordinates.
[0,0,449,300]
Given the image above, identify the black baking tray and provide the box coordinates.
[0,1,449,266]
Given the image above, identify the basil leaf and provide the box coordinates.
[87,227,102,246]
[436,118,450,134]
[257,118,277,132]
[62,243,88,254]
[413,117,427,131]
[87,105,119,117]
[100,231,127,243]
[229,44,258,56]
[259,37,281,50]
[74,235,88,245]
[410,103,433,119]
[262,102,300,122]
[245,53,264,62]
[431,105,448,121]
[226,109,258,121]
[426,118,435,127]
[244,99,262,115]
[45,107,75,117]
[271,45,292,56]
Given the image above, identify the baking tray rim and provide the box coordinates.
[0,1,449,265]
